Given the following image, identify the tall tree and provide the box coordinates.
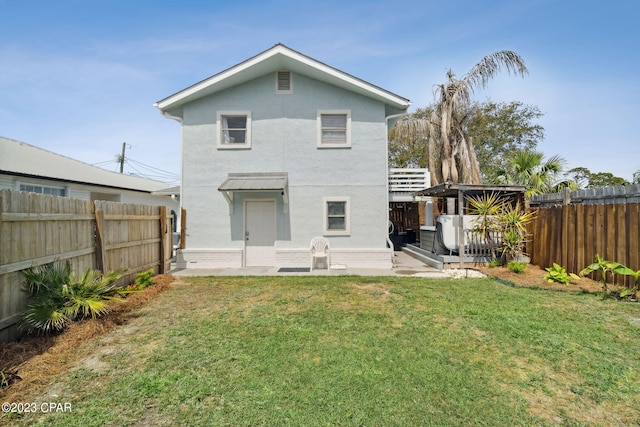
[467,101,544,180]
[392,51,528,185]
[388,107,432,168]
[565,167,591,189]
[491,150,576,198]
[566,167,630,188]
[389,101,544,176]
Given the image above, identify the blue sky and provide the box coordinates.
[1,0,639,184]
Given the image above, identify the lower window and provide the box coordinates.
[323,197,350,235]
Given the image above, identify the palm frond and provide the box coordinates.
[464,50,528,91]
[19,303,69,333]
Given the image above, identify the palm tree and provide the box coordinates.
[490,150,576,198]
[391,51,528,185]
[20,261,126,333]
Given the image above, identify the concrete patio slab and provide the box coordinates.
[168,250,485,279]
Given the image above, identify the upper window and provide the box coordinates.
[317,111,351,148]
[323,197,350,236]
[217,112,251,149]
[276,70,292,93]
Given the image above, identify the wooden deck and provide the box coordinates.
[402,244,493,270]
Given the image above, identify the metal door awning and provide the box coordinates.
[218,172,288,213]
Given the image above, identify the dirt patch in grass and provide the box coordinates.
[0,274,175,404]
[475,263,605,294]
[349,282,398,301]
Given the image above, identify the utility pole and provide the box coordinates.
[119,142,126,173]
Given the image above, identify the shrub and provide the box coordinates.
[20,261,126,333]
[544,263,580,285]
[487,258,503,268]
[134,269,155,290]
[507,260,527,274]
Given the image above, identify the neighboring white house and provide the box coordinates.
[155,43,410,269]
[0,136,179,213]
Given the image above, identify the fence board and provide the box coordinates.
[625,203,640,288]
[574,204,585,274]
[0,190,176,343]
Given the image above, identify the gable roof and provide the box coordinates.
[155,43,410,118]
[0,137,171,192]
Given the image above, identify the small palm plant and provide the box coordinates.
[20,261,126,333]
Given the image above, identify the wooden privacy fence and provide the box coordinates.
[0,189,174,343]
[529,185,640,287]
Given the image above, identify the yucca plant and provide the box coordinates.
[20,261,126,333]
[497,202,537,262]
[466,192,504,260]
[466,195,537,264]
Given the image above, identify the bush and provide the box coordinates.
[487,258,503,268]
[20,261,126,333]
[507,260,527,274]
[544,263,580,285]
[134,269,155,290]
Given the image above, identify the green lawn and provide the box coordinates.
[11,276,640,426]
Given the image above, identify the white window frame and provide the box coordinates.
[323,197,350,236]
[276,70,292,93]
[19,182,66,197]
[217,111,252,149]
[317,110,351,148]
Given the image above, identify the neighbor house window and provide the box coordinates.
[317,111,351,147]
[19,184,66,197]
[217,112,251,148]
[323,197,350,235]
[276,70,292,93]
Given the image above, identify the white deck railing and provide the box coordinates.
[388,168,429,201]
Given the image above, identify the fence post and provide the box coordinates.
[180,208,187,249]
[95,206,107,273]
[159,206,168,274]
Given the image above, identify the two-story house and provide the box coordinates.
[155,44,410,270]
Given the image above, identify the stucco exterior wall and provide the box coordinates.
[179,72,392,268]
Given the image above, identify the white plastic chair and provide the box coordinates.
[310,236,330,270]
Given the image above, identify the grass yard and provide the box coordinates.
[6,275,640,426]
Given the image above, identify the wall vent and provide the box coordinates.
[277,71,291,92]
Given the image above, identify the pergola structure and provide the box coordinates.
[413,183,526,269]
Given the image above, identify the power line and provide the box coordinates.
[91,160,115,167]
[91,156,180,184]
[123,159,180,184]
[125,158,180,179]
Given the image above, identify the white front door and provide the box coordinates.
[245,200,276,266]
